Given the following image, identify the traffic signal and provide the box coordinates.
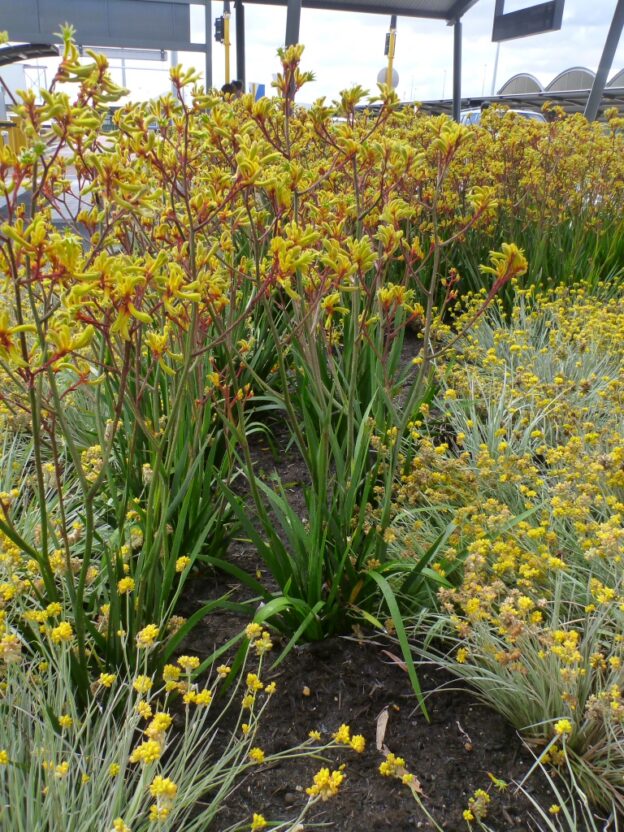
[214,16,225,43]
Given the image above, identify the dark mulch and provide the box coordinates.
[193,630,558,831]
[182,572,559,832]
[175,378,594,831]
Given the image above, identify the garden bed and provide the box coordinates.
[178,427,565,832]
[2,31,624,832]
[211,635,554,831]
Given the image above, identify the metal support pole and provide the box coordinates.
[171,49,179,94]
[585,0,624,121]
[224,0,231,84]
[235,0,245,88]
[205,0,213,89]
[385,14,397,87]
[285,0,302,46]
[490,41,500,96]
[452,17,462,122]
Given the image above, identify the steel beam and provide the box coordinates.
[245,0,447,16]
[4,32,207,51]
[452,17,462,121]
[85,46,167,60]
[0,44,60,66]
[585,0,624,121]
[447,0,480,19]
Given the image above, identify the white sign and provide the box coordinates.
[377,67,399,89]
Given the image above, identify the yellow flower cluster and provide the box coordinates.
[463,788,491,823]
[390,287,624,808]
[305,767,344,801]
[332,723,366,753]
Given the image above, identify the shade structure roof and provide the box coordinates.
[243,0,479,19]
[0,43,60,67]
[413,86,624,119]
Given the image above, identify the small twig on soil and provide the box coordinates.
[456,719,474,752]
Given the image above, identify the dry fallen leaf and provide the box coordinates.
[376,706,389,751]
[381,649,408,672]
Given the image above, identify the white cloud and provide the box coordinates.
[224,0,624,100]
[5,0,624,104]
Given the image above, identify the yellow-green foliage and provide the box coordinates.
[392,286,624,811]
[1,27,624,821]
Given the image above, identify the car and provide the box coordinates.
[460,107,547,126]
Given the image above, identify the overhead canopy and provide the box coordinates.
[413,86,624,118]
[243,0,479,19]
[0,0,214,85]
[0,43,59,67]
[0,0,203,53]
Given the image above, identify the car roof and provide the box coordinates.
[460,107,546,120]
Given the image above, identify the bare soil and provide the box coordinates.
[176,400,605,831]
[213,634,559,831]
[182,558,565,830]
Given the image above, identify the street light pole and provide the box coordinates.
[452,17,462,122]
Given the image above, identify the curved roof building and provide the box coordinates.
[498,73,543,95]
[608,69,624,88]
[498,67,624,96]
[546,67,596,92]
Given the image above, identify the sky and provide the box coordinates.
[4,0,624,105]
